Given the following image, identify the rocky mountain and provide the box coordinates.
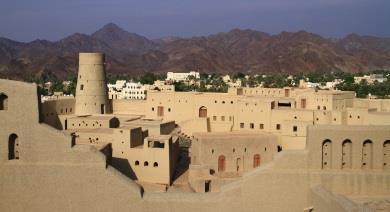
[91,23,157,56]
[1,23,390,81]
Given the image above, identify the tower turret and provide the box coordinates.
[75,53,110,115]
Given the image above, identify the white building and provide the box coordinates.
[354,74,388,84]
[325,79,343,89]
[222,75,231,83]
[227,79,242,88]
[114,80,127,90]
[41,92,74,103]
[108,80,176,100]
[121,82,147,100]
[144,80,174,92]
[166,71,200,82]
[108,81,147,100]
[107,84,120,99]
[305,82,321,88]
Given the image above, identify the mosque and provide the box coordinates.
[0,53,389,211]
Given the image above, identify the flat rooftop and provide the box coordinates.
[316,89,355,94]
[147,134,173,141]
[123,119,174,127]
[67,128,115,134]
[193,131,274,139]
[67,115,116,120]
[113,114,143,122]
[66,125,142,134]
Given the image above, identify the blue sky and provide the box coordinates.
[1,0,389,42]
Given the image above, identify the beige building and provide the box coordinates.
[189,132,278,192]
[41,53,180,186]
[1,52,390,211]
[142,86,390,151]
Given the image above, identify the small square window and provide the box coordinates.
[240,123,244,128]
[221,116,225,121]
[293,126,298,132]
[250,123,254,129]
[213,116,217,121]
[276,124,281,130]
[260,124,264,129]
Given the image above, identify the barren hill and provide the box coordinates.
[1,23,390,81]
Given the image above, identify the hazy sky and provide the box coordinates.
[1,0,389,42]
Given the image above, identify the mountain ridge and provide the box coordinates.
[1,23,390,81]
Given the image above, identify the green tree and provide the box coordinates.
[140,72,158,85]
[233,72,246,79]
[50,81,64,94]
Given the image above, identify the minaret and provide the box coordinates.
[75,53,110,115]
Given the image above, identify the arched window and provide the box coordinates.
[0,93,8,110]
[362,140,373,169]
[144,161,149,166]
[153,162,158,167]
[8,134,19,160]
[218,155,226,172]
[384,140,390,169]
[135,160,139,166]
[253,154,261,168]
[199,106,207,118]
[322,139,332,169]
[342,139,352,169]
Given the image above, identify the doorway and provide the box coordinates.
[253,154,260,168]
[101,104,105,114]
[236,158,241,172]
[218,155,225,172]
[205,180,211,192]
[199,106,207,118]
[157,106,164,117]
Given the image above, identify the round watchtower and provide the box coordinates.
[75,53,110,115]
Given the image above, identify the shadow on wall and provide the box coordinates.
[172,146,190,183]
[111,157,138,180]
[43,113,64,130]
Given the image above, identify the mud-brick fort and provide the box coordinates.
[0,53,389,211]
